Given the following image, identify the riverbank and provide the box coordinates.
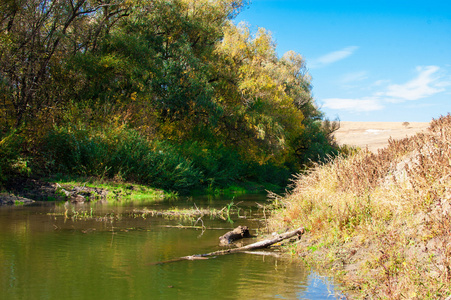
[0,175,277,205]
[0,176,172,204]
[269,115,451,299]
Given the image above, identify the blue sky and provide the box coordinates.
[235,0,451,122]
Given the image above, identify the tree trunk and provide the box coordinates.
[219,225,251,245]
[187,227,304,259]
[150,227,305,265]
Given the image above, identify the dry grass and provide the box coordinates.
[270,114,451,299]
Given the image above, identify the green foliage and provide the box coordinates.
[42,126,202,193]
[0,131,30,182]
[292,119,340,168]
[0,0,340,194]
[178,142,244,187]
[245,162,292,188]
[0,0,131,127]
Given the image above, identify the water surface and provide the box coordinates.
[0,194,339,299]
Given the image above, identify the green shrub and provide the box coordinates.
[246,161,292,188]
[42,126,202,193]
[178,142,244,188]
[0,131,30,182]
[40,124,310,193]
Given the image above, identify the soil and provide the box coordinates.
[1,177,61,204]
[0,176,109,205]
[334,121,430,152]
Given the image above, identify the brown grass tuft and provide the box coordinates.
[270,114,451,299]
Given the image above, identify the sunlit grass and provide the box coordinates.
[270,114,451,299]
[48,175,175,202]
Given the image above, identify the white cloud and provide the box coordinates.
[321,65,449,114]
[339,71,368,84]
[371,79,390,87]
[310,46,359,68]
[384,66,446,100]
[322,97,384,112]
[435,81,451,88]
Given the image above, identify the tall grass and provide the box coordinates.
[40,125,292,194]
[40,124,297,194]
[42,125,202,193]
[176,142,245,188]
[270,114,451,299]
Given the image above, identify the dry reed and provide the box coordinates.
[270,114,451,299]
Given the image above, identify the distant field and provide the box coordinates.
[334,121,430,152]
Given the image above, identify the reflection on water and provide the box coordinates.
[0,195,340,299]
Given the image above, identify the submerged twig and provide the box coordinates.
[157,225,233,230]
[150,227,304,265]
[193,203,206,237]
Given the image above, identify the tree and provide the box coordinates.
[0,0,129,130]
[213,23,306,164]
[0,0,339,189]
[69,0,249,137]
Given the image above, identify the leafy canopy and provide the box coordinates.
[0,0,339,191]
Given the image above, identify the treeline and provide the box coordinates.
[0,0,339,193]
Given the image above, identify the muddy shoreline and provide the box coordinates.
[0,176,138,205]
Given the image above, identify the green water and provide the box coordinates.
[0,195,339,299]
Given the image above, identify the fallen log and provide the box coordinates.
[219,225,251,245]
[189,227,304,258]
[151,227,304,265]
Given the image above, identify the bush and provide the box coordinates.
[41,126,202,193]
[177,142,245,188]
[40,123,320,193]
[0,131,30,182]
[245,161,292,188]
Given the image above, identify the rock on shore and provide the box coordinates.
[0,193,35,205]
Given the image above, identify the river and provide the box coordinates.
[0,194,341,299]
